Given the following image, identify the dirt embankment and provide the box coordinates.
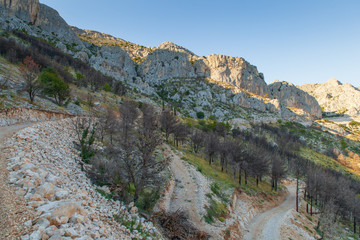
[0,107,74,127]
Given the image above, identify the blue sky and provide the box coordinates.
[40,0,360,87]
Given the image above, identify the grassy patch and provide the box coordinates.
[204,199,227,224]
[181,147,274,194]
[299,147,360,180]
[95,188,114,200]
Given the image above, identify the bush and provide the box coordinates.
[80,126,96,163]
[40,67,70,106]
[102,83,112,92]
[196,111,205,119]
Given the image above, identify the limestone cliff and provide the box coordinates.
[269,81,322,119]
[203,54,268,97]
[0,0,80,43]
[139,42,269,97]
[299,78,360,116]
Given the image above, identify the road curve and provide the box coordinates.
[243,184,296,240]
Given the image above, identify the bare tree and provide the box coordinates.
[173,122,189,147]
[19,56,40,103]
[160,108,178,142]
[119,100,139,145]
[204,133,218,165]
[0,71,10,90]
[190,130,204,153]
[271,153,286,191]
[98,107,118,143]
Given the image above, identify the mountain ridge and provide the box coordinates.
[0,0,323,120]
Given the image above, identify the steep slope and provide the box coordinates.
[299,78,360,116]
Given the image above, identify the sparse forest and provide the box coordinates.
[72,100,360,238]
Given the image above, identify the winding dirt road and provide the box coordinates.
[244,184,296,240]
[0,123,35,238]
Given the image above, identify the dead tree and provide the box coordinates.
[19,56,40,103]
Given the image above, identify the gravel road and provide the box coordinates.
[0,123,35,238]
[243,184,296,240]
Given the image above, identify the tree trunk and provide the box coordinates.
[238,168,242,184]
[306,203,308,213]
[353,218,356,233]
[296,177,299,212]
[244,171,247,185]
[310,196,313,216]
[256,176,259,186]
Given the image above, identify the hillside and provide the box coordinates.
[0,0,360,240]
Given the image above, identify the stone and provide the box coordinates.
[69,213,85,224]
[36,182,56,200]
[55,190,69,200]
[130,206,138,214]
[64,228,80,238]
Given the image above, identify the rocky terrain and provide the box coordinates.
[299,78,360,116]
[1,119,161,239]
[71,26,156,63]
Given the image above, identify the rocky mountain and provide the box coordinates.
[299,78,360,116]
[0,0,323,121]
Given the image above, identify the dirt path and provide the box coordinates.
[0,123,35,239]
[243,184,296,240]
[159,145,219,237]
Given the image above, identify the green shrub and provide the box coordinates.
[196,111,205,119]
[102,83,112,92]
[80,125,96,163]
[40,67,70,106]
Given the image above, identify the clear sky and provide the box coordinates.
[40,0,360,87]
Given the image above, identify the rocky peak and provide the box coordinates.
[325,78,341,86]
[299,79,360,116]
[157,41,196,56]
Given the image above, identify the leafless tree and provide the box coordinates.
[119,100,139,146]
[0,71,10,90]
[190,130,204,153]
[204,133,219,165]
[173,122,189,147]
[160,108,178,142]
[271,153,286,191]
[19,56,40,102]
[97,107,118,143]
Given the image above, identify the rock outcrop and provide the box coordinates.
[204,54,268,97]
[269,80,322,119]
[139,42,268,97]
[89,46,136,81]
[139,44,197,83]
[0,0,80,44]
[299,78,360,116]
